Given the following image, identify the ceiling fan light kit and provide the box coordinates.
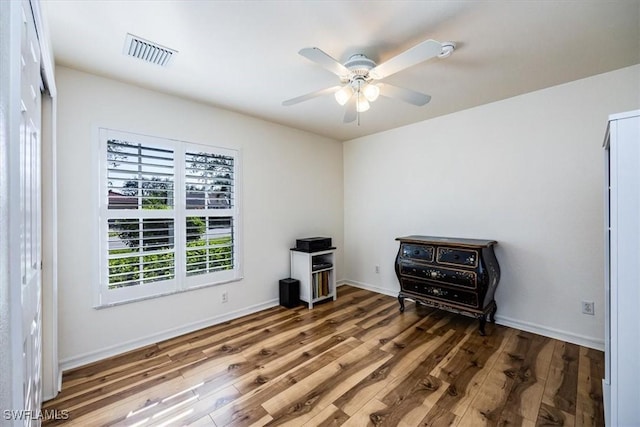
[362,84,380,102]
[283,38,456,124]
[334,86,354,105]
[356,96,370,113]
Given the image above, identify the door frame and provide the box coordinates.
[31,0,59,401]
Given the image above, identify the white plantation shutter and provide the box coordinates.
[184,151,234,210]
[184,147,238,288]
[107,218,176,288]
[97,129,241,306]
[107,141,175,209]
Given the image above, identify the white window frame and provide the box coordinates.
[95,128,242,307]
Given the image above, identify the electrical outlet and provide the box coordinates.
[375,265,380,274]
[222,291,228,303]
[582,300,594,315]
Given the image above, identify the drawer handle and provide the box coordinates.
[430,271,438,278]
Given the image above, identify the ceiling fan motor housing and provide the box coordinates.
[344,54,376,77]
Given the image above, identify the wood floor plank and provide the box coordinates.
[542,340,580,416]
[377,329,466,405]
[536,401,575,426]
[107,380,204,426]
[353,308,433,347]
[457,330,553,425]
[340,399,388,427]
[362,330,466,426]
[333,319,452,416]
[416,404,458,427]
[176,354,251,403]
[261,343,392,425]
[301,404,350,427]
[354,298,404,330]
[425,325,510,420]
[373,374,449,427]
[47,375,193,426]
[233,327,363,395]
[494,332,551,424]
[42,286,605,427]
[209,338,363,427]
[142,385,240,427]
[203,292,381,369]
[574,347,605,427]
[377,311,451,354]
[184,415,216,426]
[160,306,297,354]
[43,353,176,408]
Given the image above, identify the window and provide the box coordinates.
[97,129,241,306]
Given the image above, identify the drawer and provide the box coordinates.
[399,263,477,289]
[436,247,478,267]
[401,244,434,262]
[400,279,479,308]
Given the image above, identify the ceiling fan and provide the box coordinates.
[282,39,456,123]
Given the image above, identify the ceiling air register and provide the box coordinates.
[123,33,177,67]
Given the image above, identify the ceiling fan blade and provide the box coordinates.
[299,47,350,78]
[282,85,343,106]
[344,96,357,123]
[379,83,431,106]
[370,39,443,80]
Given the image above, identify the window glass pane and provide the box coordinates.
[107,140,174,210]
[186,216,233,276]
[107,218,175,289]
[185,151,234,209]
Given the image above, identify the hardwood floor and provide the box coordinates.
[43,286,604,426]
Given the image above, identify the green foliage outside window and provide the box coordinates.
[108,249,175,289]
[186,236,234,275]
[108,236,232,289]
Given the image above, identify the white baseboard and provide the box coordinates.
[59,299,280,372]
[342,280,604,351]
[495,314,604,351]
[339,280,398,298]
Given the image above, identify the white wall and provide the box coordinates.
[343,65,640,349]
[55,66,343,367]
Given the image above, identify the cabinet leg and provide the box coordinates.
[489,303,497,323]
[398,295,405,312]
[478,316,487,336]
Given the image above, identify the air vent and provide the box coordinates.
[123,33,177,67]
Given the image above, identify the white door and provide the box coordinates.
[19,0,43,421]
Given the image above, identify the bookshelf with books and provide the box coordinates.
[290,248,336,309]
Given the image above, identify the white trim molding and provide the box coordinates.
[339,280,397,298]
[494,314,604,351]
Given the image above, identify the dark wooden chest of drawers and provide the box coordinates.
[395,235,501,335]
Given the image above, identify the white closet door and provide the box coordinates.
[19,0,43,419]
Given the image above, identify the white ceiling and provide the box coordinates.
[42,1,640,141]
